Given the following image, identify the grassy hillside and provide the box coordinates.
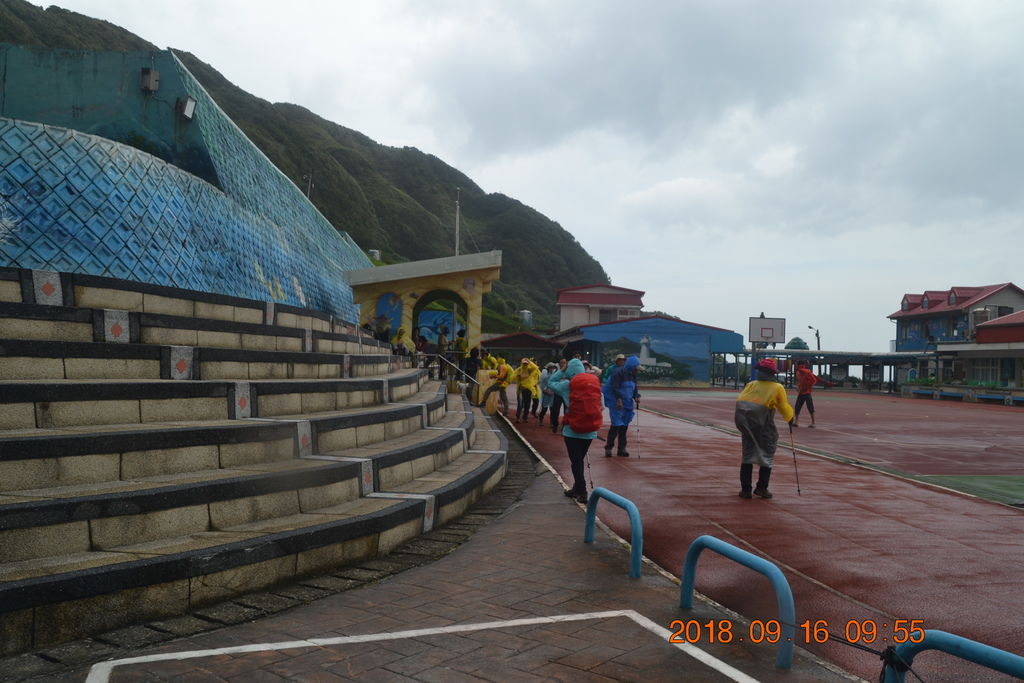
[0,0,610,329]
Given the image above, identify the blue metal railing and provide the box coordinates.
[881,630,1024,682]
[679,534,795,669]
[583,487,643,578]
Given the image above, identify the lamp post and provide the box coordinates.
[807,325,821,350]
[808,325,821,377]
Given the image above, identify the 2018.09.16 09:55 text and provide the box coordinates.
[668,619,926,645]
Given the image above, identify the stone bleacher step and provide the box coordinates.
[0,458,363,539]
[0,300,392,358]
[0,494,427,652]
[0,370,427,432]
[0,338,398,381]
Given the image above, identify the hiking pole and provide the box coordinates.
[635,408,640,459]
[585,451,594,492]
[789,423,802,496]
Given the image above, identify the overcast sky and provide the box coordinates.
[54,0,1024,352]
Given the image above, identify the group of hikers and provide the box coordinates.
[471,351,642,503]
[473,352,818,505]
[377,319,822,504]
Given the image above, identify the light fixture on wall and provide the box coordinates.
[140,68,160,92]
[177,96,197,121]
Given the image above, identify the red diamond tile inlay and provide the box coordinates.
[110,323,124,338]
[238,396,248,409]
[175,359,189,374]
[40,282,56,297]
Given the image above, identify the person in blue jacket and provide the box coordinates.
[548,358,598,502]
[602,355,640,457]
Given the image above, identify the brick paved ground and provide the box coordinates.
[9,430,858,682]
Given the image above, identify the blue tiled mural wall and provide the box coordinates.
[0,47,370,321]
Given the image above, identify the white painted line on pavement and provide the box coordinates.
[86,609,759,682]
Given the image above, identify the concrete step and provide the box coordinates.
[1,266,374,338]
[0,300,392,358]
[0,371,427,431]
[0,495,425,653]
[0,379,438,491]
[0,459,363,562]
[0,338,411,382]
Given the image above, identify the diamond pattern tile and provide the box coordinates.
[1,95,369,321]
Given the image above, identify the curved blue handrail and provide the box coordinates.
[882,630,1024,682]
[679,534,795,669]
[583,487,643,578]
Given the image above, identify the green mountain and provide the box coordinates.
[0,0,610,330]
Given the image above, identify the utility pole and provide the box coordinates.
[302,173,314,198]
[451,188,461,344]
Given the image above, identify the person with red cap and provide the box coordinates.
[734,358,795,499]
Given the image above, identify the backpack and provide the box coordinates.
[565,372,603,433]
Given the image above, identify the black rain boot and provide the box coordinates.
[538,407,548,425]
[605,426,617,457]
[739,464,753,498]
[616,425,629,457]
[754,467,773,498]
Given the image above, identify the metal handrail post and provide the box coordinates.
[679,534,795,669]
[583,487,643,578]
[882,630,1024,682]
[434,354,480,386]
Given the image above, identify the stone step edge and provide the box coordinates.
[0,389,446,458]
[0,418,529,675]
[0,371,423,405]
[0,301,391,356]
[0,445,507,615]
[1,266,382,344]
[1,409,487,535]
[0,460,363,532]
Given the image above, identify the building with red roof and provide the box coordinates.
[888,283,1024,351]
[555,284,644,331]
[889,283,1024,388]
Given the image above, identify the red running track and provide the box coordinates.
[514,390,1024,682]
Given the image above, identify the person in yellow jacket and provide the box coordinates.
[734,358,795,499]
[476,356,510,415]
[480,349,498,370]
[510,358,541,423]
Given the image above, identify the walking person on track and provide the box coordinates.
[602,355,641,457]
[794,360,818,428]
[734,358,795,499]
[548,358,603,503]
[477,356,511,416]
[547,357,568,433]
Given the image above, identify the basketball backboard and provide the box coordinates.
[748,316,786,344]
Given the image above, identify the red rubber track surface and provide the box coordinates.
[518,390,1024,682]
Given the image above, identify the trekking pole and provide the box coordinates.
[635,408,640,459]
[789,423,802,495]
[585,452,594,492]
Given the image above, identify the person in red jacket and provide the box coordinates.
[794,361,818,428]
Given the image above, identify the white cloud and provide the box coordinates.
[48,0,1024,352]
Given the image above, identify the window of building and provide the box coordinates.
[998,306,1014,318]
[970,359,1000,385]
[948,293,956,305]
[922,298,929,309]
[902,299,909,311]
[598,308,615,323]
[617,309,640,319]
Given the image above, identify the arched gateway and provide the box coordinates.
[344,251,502,353]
